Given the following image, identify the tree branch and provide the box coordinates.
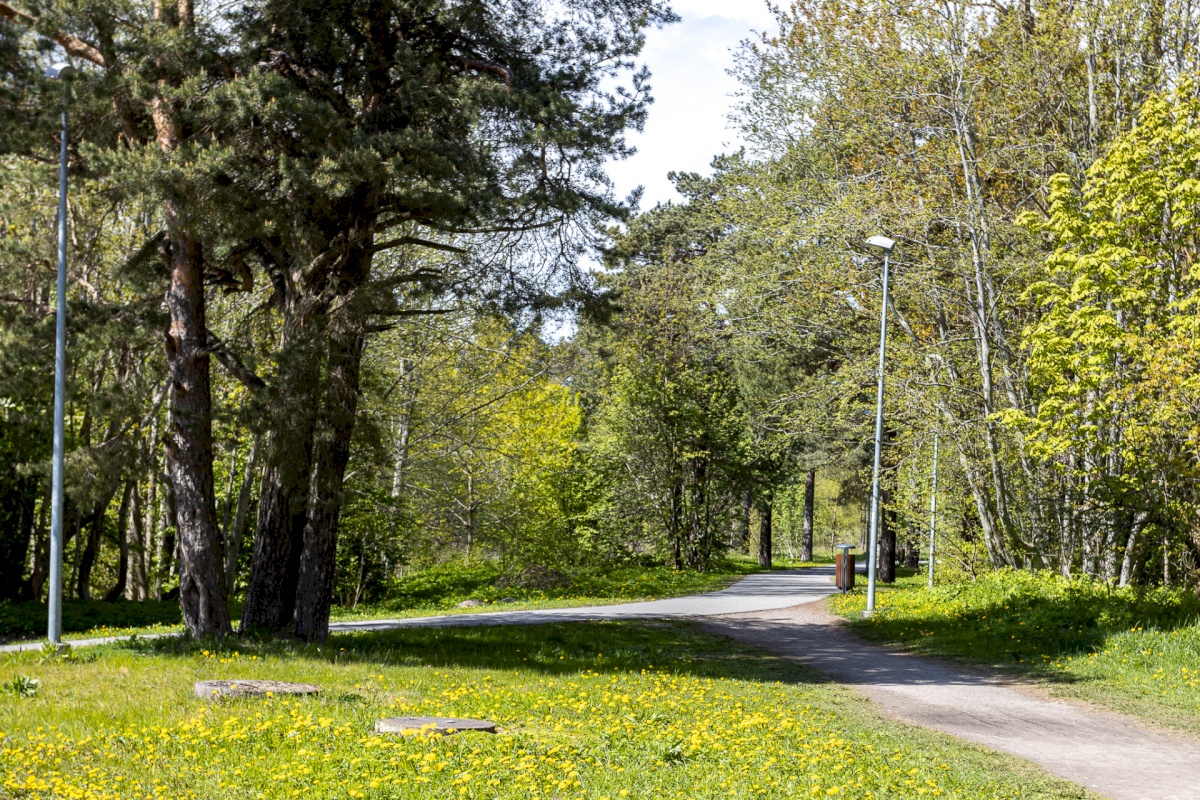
[202,330,267,392]
[419,216,563,235]
[461,57,511,87]
[0,3,107,67]
[368,236,467,255]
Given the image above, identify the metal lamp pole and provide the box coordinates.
[45,62,76,646]
[864,235,895,617]
[927,433,939,589]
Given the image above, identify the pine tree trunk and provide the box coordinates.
[162,217,230,637]
[129,483,147,600]
[76,506,106,601]
[801,469,815,562]
[293,322,366,643]
[241,320,320,633]
[669,476,683,570]
[878,488,896,583]
[686,455,708,571]
[757,498,772,568]
[738,489,752,553]
[105,481,135,602]
[154,477,175,600]
[0,474,35,602]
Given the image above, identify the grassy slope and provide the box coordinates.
[0,561,765,644]
[830,571,1200,736]
[329,560,765,622]
[0,621,1095,799]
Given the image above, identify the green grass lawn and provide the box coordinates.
[830,570,1200,736]
[0,620,1095,799]
[0,560,768,645]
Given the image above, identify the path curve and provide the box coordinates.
[699,600,1200,800]
[328,567,839,633]
[0,567,840,653]
[6,567,1199,799]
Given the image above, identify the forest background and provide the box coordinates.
[3,0,1200,642]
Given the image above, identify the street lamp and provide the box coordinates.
[927,433,939,589]
[864,234,895,617]
[45,61,76,646]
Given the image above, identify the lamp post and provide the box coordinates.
[864,234,895,617]
[927,433,939,588]
[45,61,76,646]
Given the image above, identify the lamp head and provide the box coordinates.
[44,62,77,80]
[866,235,896,253]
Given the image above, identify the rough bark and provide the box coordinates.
[154,474,175,599]
[76,506,107,601]
[878,488,896,583]
[757,498,773,568]
[738,489,752,553]
[25,479,51,602]
[241,321,320,632]
[0,474,36,602]
[104,480,135,601]
[293,322,366,643]
[129,482,147,600]
[685,455,708,571]
[669,475,683,570]
[801,469,815,562]
[162,214,230,637]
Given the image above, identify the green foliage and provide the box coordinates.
[2,675,38,698]
[1011,80,1200,563]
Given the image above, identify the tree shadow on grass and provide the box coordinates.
[120,619,831,687]
[844,581,1200,684]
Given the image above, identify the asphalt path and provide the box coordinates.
[328,566,841,632]
[0,567,843,652]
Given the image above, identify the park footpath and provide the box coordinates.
[3,567,1199,799]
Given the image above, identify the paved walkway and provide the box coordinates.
[698,589,1200,800]
[329,567,839,632]
[0,568,839,652]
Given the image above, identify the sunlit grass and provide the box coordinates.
[0,621,1095,799]
[831,570,1200,735]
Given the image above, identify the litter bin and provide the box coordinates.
[835,544,856,591]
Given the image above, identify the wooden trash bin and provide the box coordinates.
[835,549,856,590]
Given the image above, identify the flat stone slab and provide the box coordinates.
[376,716,496,736]
[195,679,321,699]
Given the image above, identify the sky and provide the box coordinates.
[605,0,779,209]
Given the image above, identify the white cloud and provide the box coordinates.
[606,0,778,208]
